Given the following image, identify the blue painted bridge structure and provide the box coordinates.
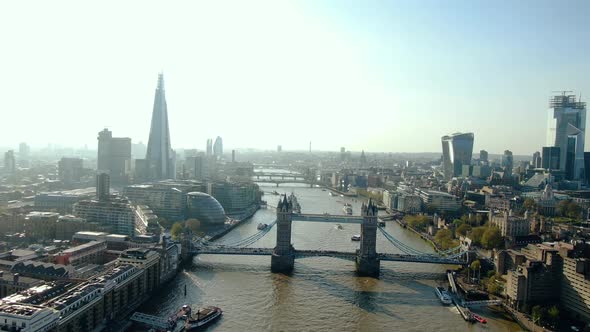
[189,195,470,278]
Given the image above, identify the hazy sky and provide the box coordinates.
[1,0,588,154]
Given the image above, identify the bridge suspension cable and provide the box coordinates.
[378,226,433,256]
[201,219,277,248]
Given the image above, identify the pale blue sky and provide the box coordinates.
[0,0,588,154]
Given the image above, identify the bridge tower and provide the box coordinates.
[271,195,295,273]
[356,199,380,277]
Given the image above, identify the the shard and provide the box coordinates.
[145,73,175,179]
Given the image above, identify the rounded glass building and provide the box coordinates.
[186,192,226,224]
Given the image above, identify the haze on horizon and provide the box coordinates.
[0,0,588,155]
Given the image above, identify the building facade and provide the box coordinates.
[547,93,586,180]
[441,132,474,180]
[144,74,175,180]
[97,129,131,185]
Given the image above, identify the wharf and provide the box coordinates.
[209,204,260,242]
[327,187,357,197]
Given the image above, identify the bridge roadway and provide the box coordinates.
[253,178,314,186]
[291,213,364,223]
[253,172,303,178]
[191,247,465,265]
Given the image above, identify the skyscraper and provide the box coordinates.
[532,151,542,168]
[97,128,131,184]
[18,142,30,167]
[502,150,513,175]
[3,150,16,174]
[479,150,488,163]
[547,93,586,180]
[96,172,110,201]
[213,136,223,158]
[441,132,474,180]
[206,139,212,156]
[145,73,175,180]
[542,146,560,170]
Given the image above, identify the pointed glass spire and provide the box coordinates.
[146,73,174,179]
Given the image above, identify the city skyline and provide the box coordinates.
[0,1,589,154]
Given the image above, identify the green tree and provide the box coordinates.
[523,198,537,212]
[456,223,472,237]
[481,227,503,249]
[404,215,431,231]
[556,200,570,217]
[566,201,582,219]
[547,306,559,327]
[470,260,481,271]
[468,227,487,246]
[434,229,457,250]
[170,222,183,240]
[532,305,544,324]
[486,279,502,295]
[185,219,204,237]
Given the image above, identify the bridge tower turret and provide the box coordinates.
[356,199,380,277]
[271,195,295,273]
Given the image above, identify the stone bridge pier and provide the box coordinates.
[271,195,294,273]
[355,199,380,277]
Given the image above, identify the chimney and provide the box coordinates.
[231,150,236,163]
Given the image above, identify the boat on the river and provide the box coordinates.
[335,224,343,230]
[329,192,336,196]
[472,314,487,324]
[434,287,452,305]
[378,221,386,227]
[351,235,361,241]
[271,191,280,195]
[257,223,268,230]
[182,305,223,331]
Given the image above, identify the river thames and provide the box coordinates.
[140,183,522,331]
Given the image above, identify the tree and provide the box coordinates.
[170,222,183,240]
[556,200,570,217]
[470,260,481,271]
[523,198,537,212]
[481,227,503,249]
[532,305,544,325]
[547,306,559,327]
[185,219,204,237]
[486,279,502,295]
[566,201,582,219]
[434,229,457,250]
[456,223,472,237]
[468,227,487,246]
[404,215,431,231]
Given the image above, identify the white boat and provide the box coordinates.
[351,235,361,241]
[329,192,336,196]
[335,224,343,230]
[434,287,452,305]
[257,223,268,230]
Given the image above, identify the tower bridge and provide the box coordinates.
[188,196,470,278]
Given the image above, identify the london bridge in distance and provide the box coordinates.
[1,1,590,331]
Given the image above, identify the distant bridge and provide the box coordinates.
[253,163,292,169]
[253,178,315,187]
[253,171,304,179]
[187,195,471,278]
